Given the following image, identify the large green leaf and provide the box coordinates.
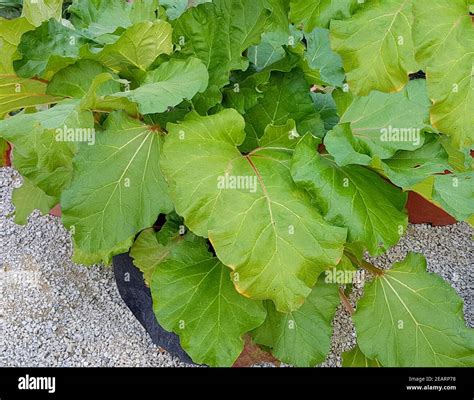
[244,69,324,151]
[412,0,474,149]
[353,253,474,366]
[412,0,472,69]
[432,172,474,222]
[289,0,357,31]
[292,134,407,256]
[427,39,474,149]
[330,0,418,95]
[173,0,271,112]
[91,20,173,73]
[0,100,94,198]
[68,0,162,42]
[151,238,266,366]
[0,75,60,117]
[61,111,173,264]
[161,109,347,312]
[253,277,340,366]
[111,57,209,114]
[0,17,34,74]
[47,60,120,98]
[21,0,63,27]
[325,80,432,165]
[14,19,88,79]
[11,176,56,225]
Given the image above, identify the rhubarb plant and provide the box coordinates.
[1,0,473,367]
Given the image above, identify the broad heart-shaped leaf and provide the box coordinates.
[289,0,358,31]
[69,0,162,42]
[304,27,345,87]
[111,57,209,114]
[330,0,418,96]
[0,75,60,118]
[21,0,62,27]
[324,80,431,165]
[0,17,34,74]
[432,172,474,222]
[0,100,94,198]
[173,0,271,113]
[11,176,56,225]
[14,19,88,80]
[412,0,474,149]
[150,238,266,366]
[161,109,347,312]
[381,134,452,190]
[90,20,173,73]
[252,276,340,367]
[292,134,407,256]
[353,252,474,367]
[243,69,324,152]
[412,0,472,69]
[342,345,380,367]
[61,111,173,265]
[427,38,474,149]
[47,60,120,98]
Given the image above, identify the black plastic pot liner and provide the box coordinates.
[113,253,195,365]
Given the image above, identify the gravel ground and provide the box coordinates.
[1,167,472,367]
